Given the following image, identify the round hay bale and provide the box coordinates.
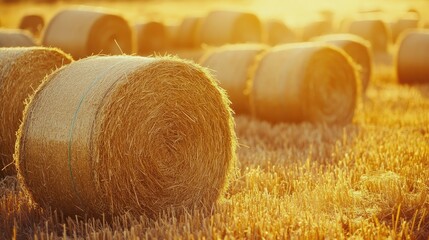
[301,19,332,41]
[199,44,267,114]
[176,17,201,48]
[313,33,373,92]
[0,47,72,177]
[135,21,167,55]
[392,13,421,43]
[42,8,132,59]
[16,55,237,217]
[0,29,36,47]
[347,18,390,53]
[168,48,206,63]
[263,19,297,45]
[165,24,180,48]
[396,30,429,84]
[198,10,262,46]
[250,42,358,124]
[19,14,45,38]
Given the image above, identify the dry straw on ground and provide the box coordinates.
[0,29,36,47]
[263,19,297,45]
[19,14,44,38]
[199,44,267,114]
[16,55,237,218]
[396,30,429,84]
[198,10,262,46]
[313,33,373,92]
[42,8,132,59]
[347,18,390,53]
[250,42,358,124]
[135,21,167,55]
[0,47,72,177]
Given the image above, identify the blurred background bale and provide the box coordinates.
[0,29,36,47]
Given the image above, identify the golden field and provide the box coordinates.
[1,0,429,239]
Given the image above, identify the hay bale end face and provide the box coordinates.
[0,47,72,177]
[176,17,202,48]
[135,21,167,55]
[42,8,132,59]
[199,10,262,46]
[0,29,36,47]
[263,19,297,45]
[347,18,390,53]
[16,55,237,217]
[19,14,45,37]
[396,30,429,84]
[200,44,267,114]
[250,42,358,124]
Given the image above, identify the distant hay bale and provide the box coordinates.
[16,55,237,217]
[165,24,180,48]
[0,47,72,177]
[301,19,332,41]
[176,17,201,48]
[168,48,206,63]
[19,14,44,37]
[347,18,390,53]
[135,21,167,55]
[42,8,132,59]
[391,13,421,43]
[263,19,297,45]
[396,30,429,84]
[0,29,36,47]
[250,42,358,124]
[200,44,267,114]
[198,10,262,46]
[313,33,373,92]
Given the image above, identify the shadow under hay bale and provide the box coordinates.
[16,55,237,218]
[396,30,429,84]
[19,14,44,38]
[198,10,262,46]
[42,8,132,59]
[250,42,358,124]
[0,29,36,47]
[312,33,373,92]
[199,44,268,114]
[347,18,390,53]
[135,21,167,55]
[0,47,72,178]
[263,19,297,45]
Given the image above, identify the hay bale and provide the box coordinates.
[165,24,180,48]
[347,18,390,53]
[198,10,262,46]
[176,17,201,48]
[168,48,206,63]
[42,8,132,59]
[250,42,358,124]
[396,30,429,84]
[0,47,72,177]
[263,19,297,45]
[16,55,237,217]
[391,13,421,43]
[19,14,44,38]
[199,44,267,114]
[301,19,332,41]
[313,33,373,92]
[0,29,36,47]
[135,21,167,55]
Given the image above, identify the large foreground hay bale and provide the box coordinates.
[263,19,297,45]
[19,14,44,38]
[396,30,429,84]
[250,43,358,124]
[313,33,372,92]
[0,29,36,47]
[135,21,167,55]
[347,18,390,53]
[198,10,262,46]
[200,44,267,114]
[0,47,72,177]
[42,8,132,59]
[16,55,237,217]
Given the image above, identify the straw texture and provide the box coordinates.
[200,44,267,114]
[0,29,36,47]
[42,8,132,59]
[263,19,297,45]
[250,43,358,124]
[16,55,237,218]
[19,14,44,37]
[396,30,429,84]
[347,19,390,53]
[313,33,372,92]
[0,47,72,177]
[198,10,262,46]
[135,21,167,55]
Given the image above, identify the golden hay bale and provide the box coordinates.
[396,30,429,84]
[198,10,262,46]
[0,47,72,177]
[199,44,267,114]
[312,33,373,92]
[250,42,358,124]
[0,29,36,47]
[16,55,237,218]
[135,21,167,55]
[168,48,206,63]
[347,18,390,53]
[391,13,421,43]
[19,14,45,38]
[165,24,180,48]
[176,17,201,48]
[263,19,297,45]
[42,8,132,59]
[301,19,332,41]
